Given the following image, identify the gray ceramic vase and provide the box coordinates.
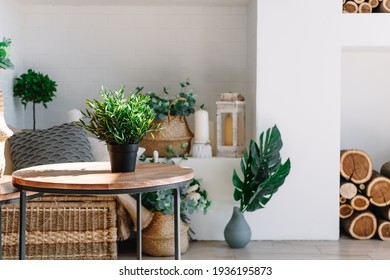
[224,206,252,248]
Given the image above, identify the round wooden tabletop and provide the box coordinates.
[0,175,40,204]
[12,162,195,195]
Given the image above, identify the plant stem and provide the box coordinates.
[33,100,36,130]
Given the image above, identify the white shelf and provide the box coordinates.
[18,0,250,6]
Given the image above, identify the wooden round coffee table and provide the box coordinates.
[0,175,40,260]
[12,161,194,260]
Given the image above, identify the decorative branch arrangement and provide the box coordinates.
[343,0,390,13]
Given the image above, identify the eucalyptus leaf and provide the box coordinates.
[144,80,197,121]
[0,37,14,70]
[140,177,212,222]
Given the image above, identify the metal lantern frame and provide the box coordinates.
[216,100,245,158]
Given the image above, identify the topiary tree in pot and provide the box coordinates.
[13,69,57,130]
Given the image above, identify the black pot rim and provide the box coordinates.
[107,143,139,152]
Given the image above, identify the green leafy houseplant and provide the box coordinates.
[141,178,212,225]
[232,125,291,213]
[78,86,156,145]
[140,80,197,158]
[0,37,14,70]
[13,69,57,130]
[144,80,196,121]
[78,86,156,172]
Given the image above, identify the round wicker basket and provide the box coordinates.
[139,115,194,157]
[142,211,189,257]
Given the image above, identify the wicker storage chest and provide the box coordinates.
[1,195,117,260]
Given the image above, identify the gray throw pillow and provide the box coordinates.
[9,122,94,171]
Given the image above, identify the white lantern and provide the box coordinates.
[216,100,245,158]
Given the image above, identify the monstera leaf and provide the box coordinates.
[233,125,291,212]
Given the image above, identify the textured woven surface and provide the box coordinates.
[142,211,189,257]
[139,116,194,157]
[1,195,117,260]
[8,122,93,171]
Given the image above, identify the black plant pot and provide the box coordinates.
[107,143,139,173]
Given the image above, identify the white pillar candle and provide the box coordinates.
[153,150,159,163]
[194,107,209,143]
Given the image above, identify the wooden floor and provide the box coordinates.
[117,234,390,260]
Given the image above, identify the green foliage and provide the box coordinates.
[78,86,156,145]
[232,125,291,213]
[145,80,197,121]
[13,69,57,130]
[141,178,212,223]
[14,69,57,108]
[0,37,14,70]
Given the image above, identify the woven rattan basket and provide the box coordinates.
[1,195,117,260]
[140,115,194,157]
[140,98,194,157]
[142,211,189,257]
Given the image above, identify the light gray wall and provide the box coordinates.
[20,4,251,131]
[0,0,25,128]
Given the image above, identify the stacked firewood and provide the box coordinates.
[340,149,390,240]
[343,0,390,13]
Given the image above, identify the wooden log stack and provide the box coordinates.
[343,0,388,13]
[340,149,390,240]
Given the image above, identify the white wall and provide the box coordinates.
[20,4,252,132]
[255,0,341,240]
[246,0,257,141]
[1,0,362,241]
[0,0,25,128]
[341,16,390,171]
[341,49,390,171]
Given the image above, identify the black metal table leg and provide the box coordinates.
[19,190,26,260]
[136,193,142,260]
[174,187,181,260]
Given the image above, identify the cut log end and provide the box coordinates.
[341,211,377,240]
[359,2,373,13]
[343,1,359,13]
[378,219,390,240]
[340,150,372,184]
[351,195,370,211]
[340,181,358,199]
[340,204,354,219]
[366,174,390,207]
[379,0,390,12]
[368,0,380,8]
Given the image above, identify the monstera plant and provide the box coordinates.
[233,125,291,212]
[225,125,291,248]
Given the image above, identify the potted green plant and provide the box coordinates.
[140,177,212,256]
[139,80,197,157]
[225,125,291,248]
[13,69,57,130]
[78,85,156,172]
